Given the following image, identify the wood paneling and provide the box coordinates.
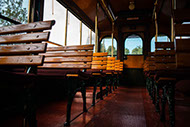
[124,56,144,68]
[0,20,55,35]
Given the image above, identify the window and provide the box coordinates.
[125,34,143,55]
[67,12,80,46]
[151,34,170,52]
[0,0,29,26]
[92,31,95,52]
[43,0,66,46]
[100,38,117,56]
[82,23,90,45]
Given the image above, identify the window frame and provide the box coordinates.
[124,34,144,56]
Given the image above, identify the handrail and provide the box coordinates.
[0,13,21,24]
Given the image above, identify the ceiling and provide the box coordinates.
[57,0,190,31]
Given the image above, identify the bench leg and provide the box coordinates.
[99,78,103,100]
[23,83,37,127]
[92,79,97,106]
[155,84,160,113]
[160,85,167,122]
[64,78,78,126]
[81,81,87,112]
[168,84,175,127]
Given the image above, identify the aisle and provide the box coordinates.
[72,87,147,127]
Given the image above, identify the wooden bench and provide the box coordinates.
[37,44,94,126]
[0,20,55,127]
[104,57,116,93]
[87,52,108,106]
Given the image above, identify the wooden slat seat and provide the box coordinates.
[0,20,55,127]
[37,44,94,126]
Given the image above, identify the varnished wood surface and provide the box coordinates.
[47,44,94,51]
[38,63,91,69]
[176,39,190,53]
[41,51,93,57]
[124,55,144,68]
[176,53,190,68]
[155,50,175,56]
[44,57,92,63]
[0,20,55,35]
[0,43,47,55]
[0,55,44,65]
[93,52,108,56]
[155,42,174,49]
[0,32,50,44]
[175,24,190,36]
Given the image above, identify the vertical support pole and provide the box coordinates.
[95,3,99,53]
[111,22,114,57]
[52,0,54,15]
[80,21,82,45]
[65,9,68,46]
[90,30,92,44]
[171,0,175,43]
[155,12,158,42]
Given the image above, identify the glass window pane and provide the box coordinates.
[100,38,117,56]
[125,34,143,55]
[151,35,170,52]
[82,23,90,45]
[67,12,80,46]
[92,31,95,52]
[43,0,66,46]
[0,0,29,26]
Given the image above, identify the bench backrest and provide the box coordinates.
[144,52,155,72]
[0,20,55,70]
[115,60,120,71]
[176,39,190,69]
[38,45,94,70]
[155,42,176,70]
[119,62,123,72]
[91,52,108,70]
[106,57,115,71]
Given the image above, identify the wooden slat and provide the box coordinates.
[155,50,175,56]
[47,44,94,51]
[147,57,155,61]
[91,65,107,70]
[176,53,190,68]
[107,61,115,64]
[155,57,175,63]
[176,39,190,53]
[0,32,50,44]
[41,51,93,57]
[155,42,174,49]
[0,43,47,55]
[39,63,91,69]
[92,61,107,65]
[148,52,154,56]
[175,24,190,36]
[107,64,115,67]
[107,57,115,61]
[44,57,92,63]
[93,57,107,61]
[0,55,44,65]
[0,20,55,35]
[93,52,108,56]
[155,63,176,70]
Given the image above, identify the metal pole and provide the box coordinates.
[52,0,54,15]
[95,3,99,52]
[80,21,82,45]
[111,22,114,57]
[90,30,92,44]
[171,0,175,42]
[65,9,68,46]
[155,12,158,42]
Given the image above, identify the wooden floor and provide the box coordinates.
[1,86,190,127]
